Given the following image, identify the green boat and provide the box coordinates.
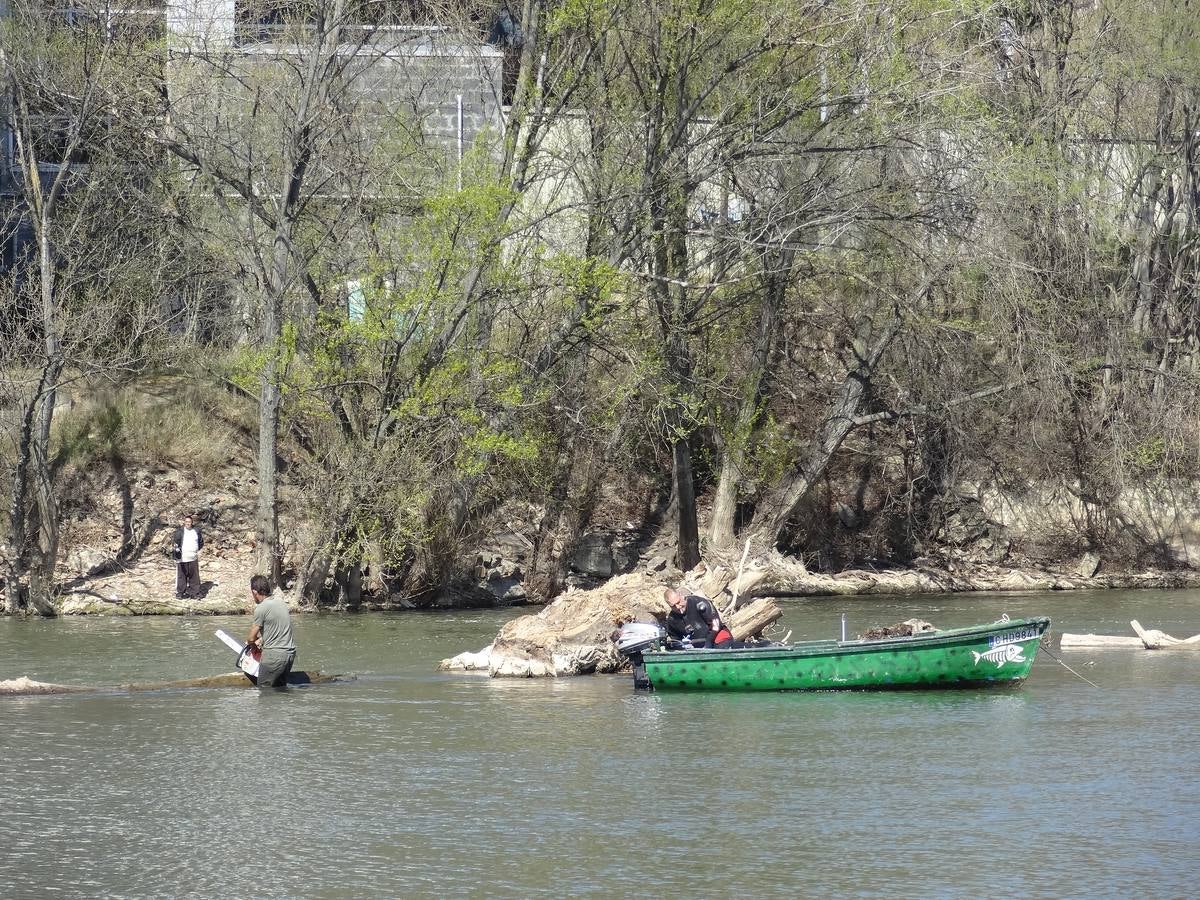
[616,616,1051,692]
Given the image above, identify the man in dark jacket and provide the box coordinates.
[664,587,727,648]
[172,514,204,599]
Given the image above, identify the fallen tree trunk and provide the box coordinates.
[1059,634,1145,649]
[727,597,783,641]
[1130,620,1200,650]
[122,672,352,689]
[1059,620,1200,650]
[59,594,251,616]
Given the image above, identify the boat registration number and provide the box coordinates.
[990,626,1040,648]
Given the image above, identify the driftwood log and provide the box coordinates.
[727,597,783,641]
[1059,634,1145,649]
[0,676,95,695]
[440,570,785,678]
[1130,620,1200,650]
[1059,620,1200,651]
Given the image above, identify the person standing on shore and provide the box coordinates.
[245,574,297,688]
[172,514,204,599]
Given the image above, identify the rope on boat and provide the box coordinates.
[1040,639,1100,688]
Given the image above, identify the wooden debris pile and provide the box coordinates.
[440,565,785,678]
[860,618,938,640]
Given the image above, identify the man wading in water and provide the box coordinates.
[245,575,297,688]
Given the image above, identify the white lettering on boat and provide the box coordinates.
[990,627,1039,648]
[971,643,1027,667]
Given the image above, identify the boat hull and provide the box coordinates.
[639,617,1050,691]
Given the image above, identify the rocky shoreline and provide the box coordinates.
[36,555,1200,617]
[725,561,1200,598]
[7,410,1197,618]
[51,549,262,616]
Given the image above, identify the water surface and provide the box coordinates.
[2,590,1198,898]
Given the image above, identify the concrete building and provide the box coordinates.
[0,0,508,273]
[1,0,168,269]
[164,0,505,173]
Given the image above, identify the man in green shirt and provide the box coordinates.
[246,574,297,688]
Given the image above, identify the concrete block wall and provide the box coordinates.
[350,35,504,156]
[163,2,504,161]
[166,0,235,45]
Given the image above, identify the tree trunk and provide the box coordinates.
[4,364,54,615]
[255,218,289,586]
[709,259,786,549]
[334,562,362,610]
[27,382,61,617]
[1130,88,1175,336]
[652,161,701,571]
[748,304,902,548]
[24,213,63,617]
[256,346,282,585]
[708,442,741,551]
[672,435,700,570]
[525,429,582,602]
[295,527,337,606]
[363,538,387,596]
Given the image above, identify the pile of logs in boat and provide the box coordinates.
[1060,620,1200,650]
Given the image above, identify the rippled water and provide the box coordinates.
[2,590,1199,898]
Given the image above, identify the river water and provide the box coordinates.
[2,589,1198,898]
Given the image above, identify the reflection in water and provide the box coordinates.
[621,691,671,735]
[1,591,1199,896]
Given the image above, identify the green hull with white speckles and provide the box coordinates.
[640,617,1051,691]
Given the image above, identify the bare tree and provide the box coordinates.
[158,0,400,583]
[1,0,164,614]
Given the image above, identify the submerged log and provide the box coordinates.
[121,671,352,690]
[0,676,96,695]
[0,671,349,697]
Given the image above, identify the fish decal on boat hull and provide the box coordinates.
[971,642,1027,667]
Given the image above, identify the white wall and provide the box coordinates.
[166,0,236,47]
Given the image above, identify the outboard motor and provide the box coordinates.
[617,622,666,655]
[616,622,667,690]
